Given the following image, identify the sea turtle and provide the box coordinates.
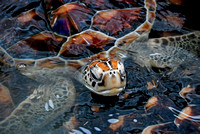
[0,0,200,133]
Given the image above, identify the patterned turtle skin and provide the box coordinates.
[130,31,200,72]
[83,58,126,96]
[0,0,200,133]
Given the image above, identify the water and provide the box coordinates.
[0,0,200,133]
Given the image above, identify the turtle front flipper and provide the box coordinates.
[127,31,200,73]
[149,31,200,56]
[147,31,200,72]
[0,77,75,134]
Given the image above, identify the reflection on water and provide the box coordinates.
[169,106,200,123]
[168,105,200,133]
[0,0,200,134]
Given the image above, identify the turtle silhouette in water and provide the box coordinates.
[0,0,200,133]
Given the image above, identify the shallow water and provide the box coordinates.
[0,0,200,134]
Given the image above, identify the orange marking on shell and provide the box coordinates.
[81,33,93,41]
[73,33,93,45]
[110,59,119,69]
[53,3,77,15]
[17,9,37,23]
[92,8,144,37]
[99,10,117,20]
[98,62,109,71]
[59,31,115,58]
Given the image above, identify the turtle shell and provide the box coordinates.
[0,0,156,69]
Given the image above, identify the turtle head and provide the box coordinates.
[82,58,126,96]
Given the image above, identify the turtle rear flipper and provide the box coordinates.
[0,77,75,134]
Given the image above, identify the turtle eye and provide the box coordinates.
[117,61,125,75]
[90,66,103,81]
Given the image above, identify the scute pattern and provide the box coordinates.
[7,32,66,59]
[58,30,115,59]
[92,8,146,38]
[50,3,95,36]
[0,0,156,61]
[0,0,40,19]
[0,9,47,49]
[80,0,145,10]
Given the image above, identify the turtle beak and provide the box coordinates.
[98,87,125,96]
[94,72,126,96]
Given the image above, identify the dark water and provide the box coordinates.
[0,0,200,134]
